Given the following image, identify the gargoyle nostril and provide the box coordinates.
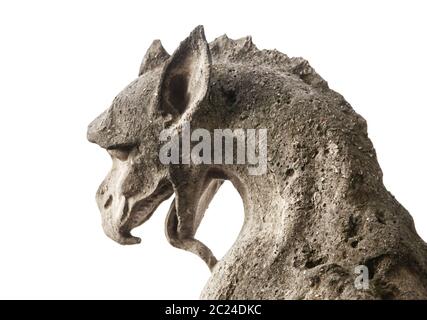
[104,195,113,209]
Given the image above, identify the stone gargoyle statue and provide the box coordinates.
[87,26,427,299]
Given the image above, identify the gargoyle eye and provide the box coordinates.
[107,144,135,161]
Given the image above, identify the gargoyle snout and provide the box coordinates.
[97,190,141,246]
[87,110,108,146]
[95,160,142,246]
[102,218,141,245]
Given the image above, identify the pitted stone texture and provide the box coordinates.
[88,26,427,299]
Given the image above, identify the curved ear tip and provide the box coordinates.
[139,39,170,76]
[150,39,167,51]
[191,25,206,37]
[194,25,205,31]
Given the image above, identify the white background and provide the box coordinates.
[0,0,426,299]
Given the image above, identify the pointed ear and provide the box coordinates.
[158,25,211,118]
[139,40,170,76]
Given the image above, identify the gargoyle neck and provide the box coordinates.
[215,167,285,226]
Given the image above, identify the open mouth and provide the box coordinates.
[96,157,174,245]
[117,178,174,243]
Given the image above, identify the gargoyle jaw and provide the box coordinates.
[95,159,173,245]
[118,179,174,241]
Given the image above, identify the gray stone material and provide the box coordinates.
[88,26,427,299]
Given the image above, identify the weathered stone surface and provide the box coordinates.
[88,26,427,299]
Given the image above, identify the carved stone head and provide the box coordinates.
[87,26,214,245]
